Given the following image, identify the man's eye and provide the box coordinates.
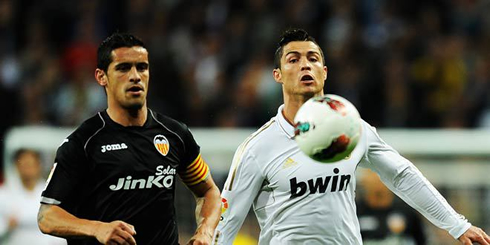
[137,64,148,71]
[117,65,131,71]
[289,59,298,63]
[309,58,318,62]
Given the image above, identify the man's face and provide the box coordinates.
[16,152,41,181]
[274,41,327,98]
[102,46,150,110]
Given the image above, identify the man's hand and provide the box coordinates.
[186,230,213,245]
[458,226,490,245]
[93,221,137,245]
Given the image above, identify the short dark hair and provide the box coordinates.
[97,33,147,72]
[13,148,41,164]
[273,28,325,69]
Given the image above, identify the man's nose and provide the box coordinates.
[129,66,141,83]
[300,58,311,71]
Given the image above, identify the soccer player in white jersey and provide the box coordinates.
[213,28,490,245]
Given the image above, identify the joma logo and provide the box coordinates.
[101,143,128,153]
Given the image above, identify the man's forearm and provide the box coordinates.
[37,204,101,238]
[38,204,137,244]
[194,185,221,237]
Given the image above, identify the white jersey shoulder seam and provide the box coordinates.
[224,118,276,191]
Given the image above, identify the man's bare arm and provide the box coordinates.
[38,204,137,244]
[186,175,221,245]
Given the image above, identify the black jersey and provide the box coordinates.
[41,109,208,245]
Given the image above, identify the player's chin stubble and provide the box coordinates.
[124,101,144,111]
[122,96,145,111]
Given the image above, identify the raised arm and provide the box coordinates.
[38,204,137,245]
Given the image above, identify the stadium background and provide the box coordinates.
[0,0,489,244]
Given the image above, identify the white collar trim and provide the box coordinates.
[276,104,295,139]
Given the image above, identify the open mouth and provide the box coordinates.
[127,86,144,93]
[301,75,314,83]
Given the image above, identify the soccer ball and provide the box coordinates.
[294,94,362,163]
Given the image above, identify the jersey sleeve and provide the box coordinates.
[41,136,91,208]
[177,127,210,186]
[213,145,264,245]
[359,121,471,239]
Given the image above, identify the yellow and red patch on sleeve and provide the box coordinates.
[179,154,209,186]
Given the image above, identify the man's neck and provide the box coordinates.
[282,102,301,126]
[107,105,148,127]
[282,92,323,125]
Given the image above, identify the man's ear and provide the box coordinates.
[273,68,282,84]
[95,68,107,86]
[324,65,328,81]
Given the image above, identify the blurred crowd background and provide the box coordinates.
[2,0,490,131]
[1,0,490,244]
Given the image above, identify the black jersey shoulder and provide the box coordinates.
[149,109,189,133]
[148,109,193,147]
[66,112,106,149]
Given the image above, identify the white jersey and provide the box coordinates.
[214,105,471,245]
[0,182,66,245]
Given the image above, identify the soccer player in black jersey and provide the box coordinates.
[37,33,221,245]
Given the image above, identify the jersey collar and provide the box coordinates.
[101,109,152,129]
[276,104,295,139]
